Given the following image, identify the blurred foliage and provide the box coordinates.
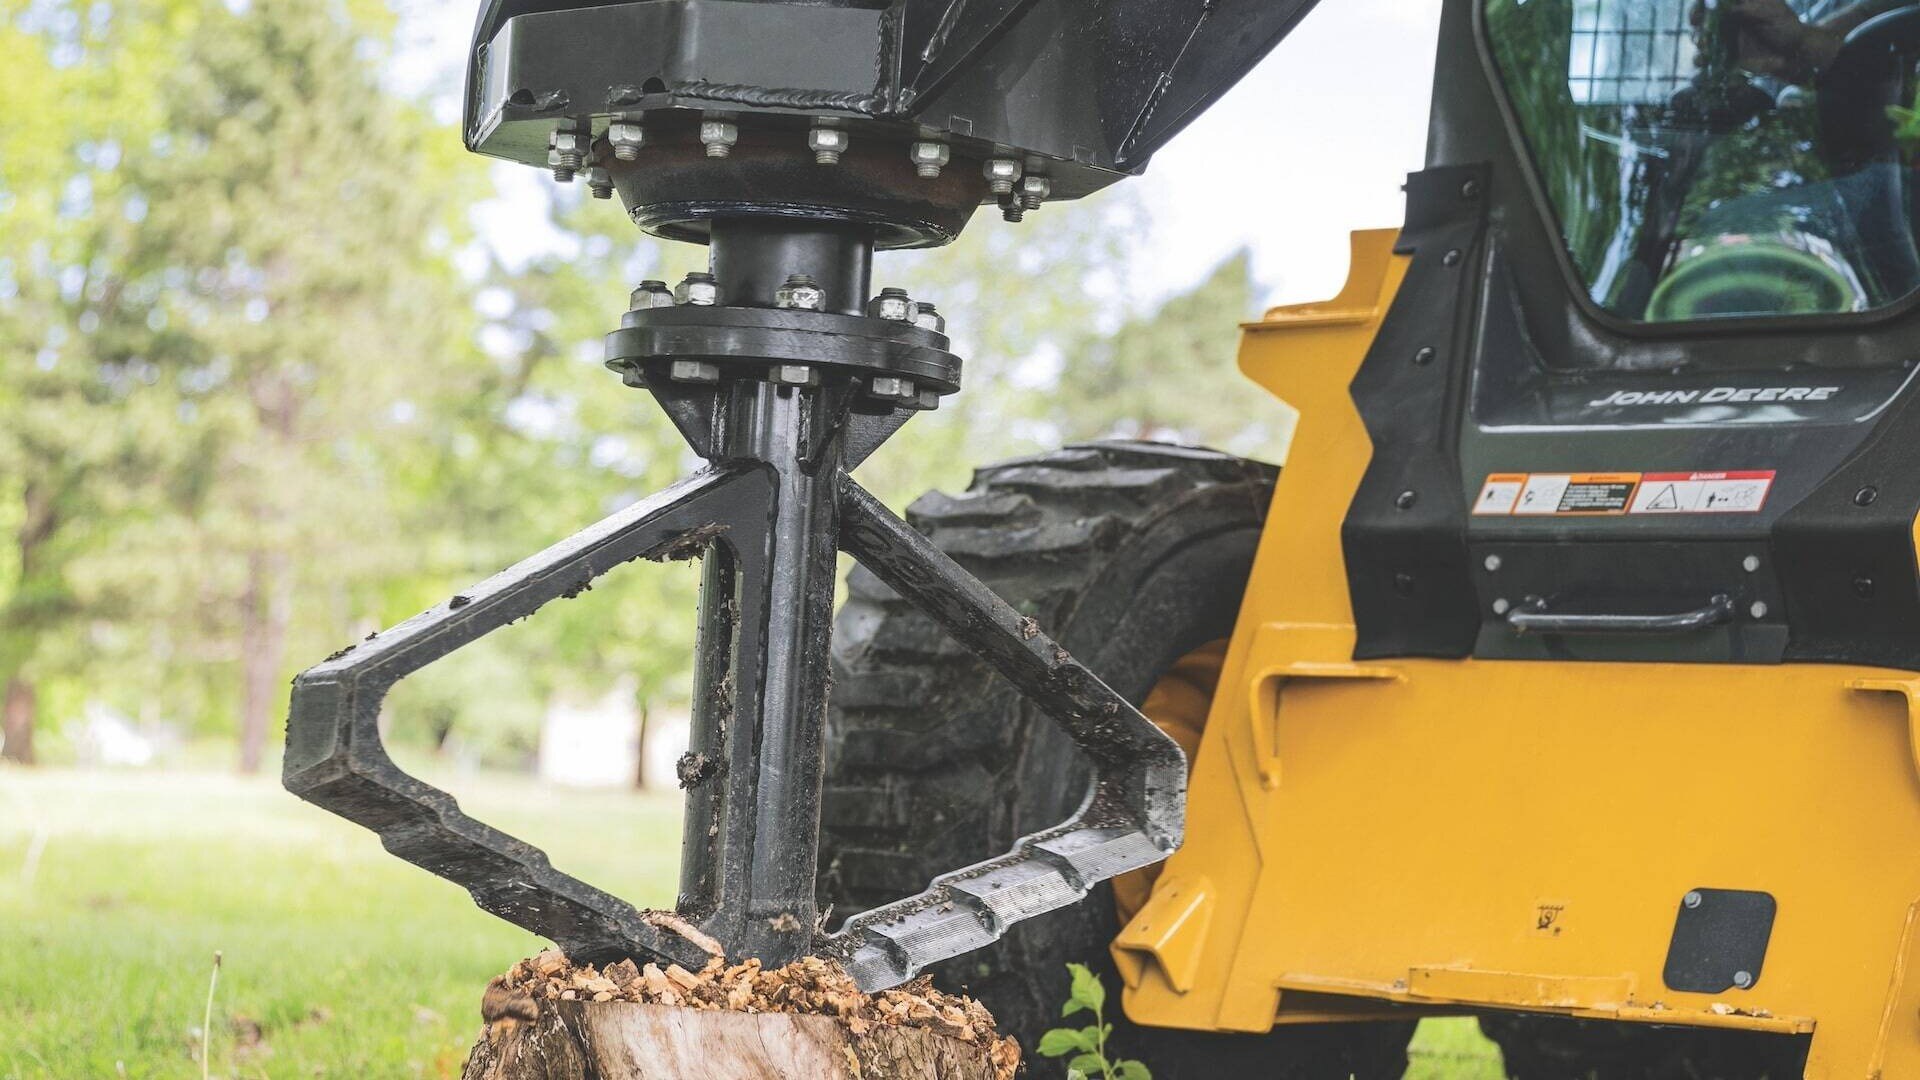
[0,0,1270,772]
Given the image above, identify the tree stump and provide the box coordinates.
[461,1000,1004,1079]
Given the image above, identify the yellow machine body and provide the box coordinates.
[1112,230,1920,1080]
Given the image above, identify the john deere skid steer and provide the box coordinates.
[283,0,1920,1075]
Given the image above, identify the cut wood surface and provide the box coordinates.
[462,999,1004,1079]
[460,951,1019,1080]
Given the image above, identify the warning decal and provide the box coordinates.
[1473,470,1775,517]
[1627,471,1774,515]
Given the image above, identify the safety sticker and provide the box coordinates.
[1473,470,1776,517]
[1627,471,1774,515]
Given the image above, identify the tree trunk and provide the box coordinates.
[461,1000,1002,1080]
[1,676,34,765]
[238,547,291,774]
[633,702,650,790]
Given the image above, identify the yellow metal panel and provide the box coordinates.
[1114,229,1920,1079]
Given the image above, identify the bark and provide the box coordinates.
[461,1001,1001,1080]
[237,546,291,774]
[1,676,34,765]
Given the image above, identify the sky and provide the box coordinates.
[391,0,1447,307]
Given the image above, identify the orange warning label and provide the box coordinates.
[1473,470,1775,517]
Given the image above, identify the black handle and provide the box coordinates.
[1507,594,1737,635]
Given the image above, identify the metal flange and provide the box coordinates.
[604,304,962,396]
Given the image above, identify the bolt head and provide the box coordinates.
[915,388,940,410]
[607,122,646,160]
[700,120,738,157]
[911,303,946,334]
[1733,970,1754,989]
[1743,555,1761,573]
[629,280,674,310]
[1492,598,1511,615]
[669,360,720,384]
[867,288,916,322]
[983,157,1021,194]
[770,364,818,387]
[1394,490,1418,511]
[1484,554,1502,572]
[1855,485,1880,507]
[1684,890,1703,909]
[910,140,950,177]
[1750,600,1770,620]
[675,273,718,307]
[807,126,849,164]
[774,274,825,312]
[1443,248,1465,267]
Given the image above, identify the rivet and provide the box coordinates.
[1414,346,1437,366]
[1492,598,1511,616]
[1484,554,1502,572]
[1750,601,1769,620]
[1742,555,1761,573]
[1443,249,1464,267]
[1855,486,1879,506]
[1854,576,1877,599]
[1393,572,1416,597]
[1395,490,1418,511]
[1461,179,1481,199]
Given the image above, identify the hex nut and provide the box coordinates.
[700,119,739,158]
[915,388,940,410]
[607,122,646,162]
[586,166,613,200]
[983,157,1021,195]
[867,287,916,322]
[770,364,819,387]
[628,280,674,310]
[1020,174,1051,211]
[869,375,917,402]
[670,360,721,384]
[774,274,825,311]
[807,125,849,165]
[910,140,950,178]
[912,302,945,334]
[675,272,719,307]
[550,129,586,181]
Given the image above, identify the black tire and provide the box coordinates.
[1480,1013,1811,1079]
[820,441,1417,1079]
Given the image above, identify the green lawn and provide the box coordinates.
[0,767,1503,1079]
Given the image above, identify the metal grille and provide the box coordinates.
[1567,0,1697,106]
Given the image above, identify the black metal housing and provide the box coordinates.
[1343,0,1920,671]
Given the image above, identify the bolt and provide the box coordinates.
[700,117,738,158]
[1733,970,1754,989]
[1414,346,1437,365]
[915,388,940,410]
[1395,490,1418,511]
[1855,485,1879,507]
[1443,248,1465,267]
[674,272,718,307]
[1855,575,1877,599]
[807,125,849,165]
[1750,601,1769,620]
[586,166,613,200]
[1484,554,1502,572]
[867,287,916,322]
[774,274,825,311]
[1393,572,1416,597]
[1020,174,1051,211]
[912,302,945,334]
[770,364,818,387]
[629,279,674,310]
[1743,555,1761,573]
[549,129,586,181]
[983,157,1021,195]
[1492,598,1511,615]
[910,140,950,178]
[1001,199,1026,223]
[1461,178,1482,199]
[670,360,720,384]
[869,375,917,403]
[607,121,646,161]
[1684,890,1703,909]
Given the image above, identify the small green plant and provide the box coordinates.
[1036,963,1151,1080]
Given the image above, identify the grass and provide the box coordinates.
[0,766,1505,1078]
